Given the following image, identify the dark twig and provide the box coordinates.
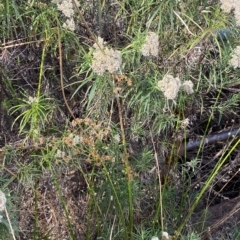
[178,127,240,157]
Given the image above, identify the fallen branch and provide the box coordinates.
[178,127,240,157]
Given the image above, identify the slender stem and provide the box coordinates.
[149,128,164,230]
[116,95,133,239]
[4,206,16,240]
[72,0,105,53]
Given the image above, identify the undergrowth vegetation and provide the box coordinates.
[0,0,240,239]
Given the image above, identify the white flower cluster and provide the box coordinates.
[229,45,240,68]
[151,232,169,240]
[180,118,190,129]
[158,75,181,100]
[55,149,66,159]
[52,0,80,31]
[27,96,38,104]
[151,237,159,240]
[158,75,194,100]
[62,18,76,31]
[182,80,194,95]
[141,32,159,57]
[91,37,122,75]
[162,231,170,240]
[220,0,240,25]
[113,134,120,143]
[68,133,83,145]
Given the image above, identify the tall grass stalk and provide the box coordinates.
[101,162,128,238]
[4,206,16,240]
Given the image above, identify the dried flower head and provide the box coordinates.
[151,237,159,240]
[158,75,181,100]
[182,80,194,94]
[220,0,240,25]
[141,32,159,57]
[72,135,83,145]
[229,45,240,68]
[0,191,6,211]
[91,37,122,75]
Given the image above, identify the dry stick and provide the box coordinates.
[57,26,75,120]
[0,165,17,178]
[178,127,240,157]
[0,39,44,50]
[4,206,16,240]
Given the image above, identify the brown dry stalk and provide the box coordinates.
[57,26,75,120]
[116,95,130,169]
[0,39,44,50]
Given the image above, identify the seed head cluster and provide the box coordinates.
[220,0,240,25]
[91,37,122,75]
[229,45,240,68]
[141,32,159,57]
[158,75,194,100]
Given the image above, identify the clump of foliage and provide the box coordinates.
[0,0,240,239]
